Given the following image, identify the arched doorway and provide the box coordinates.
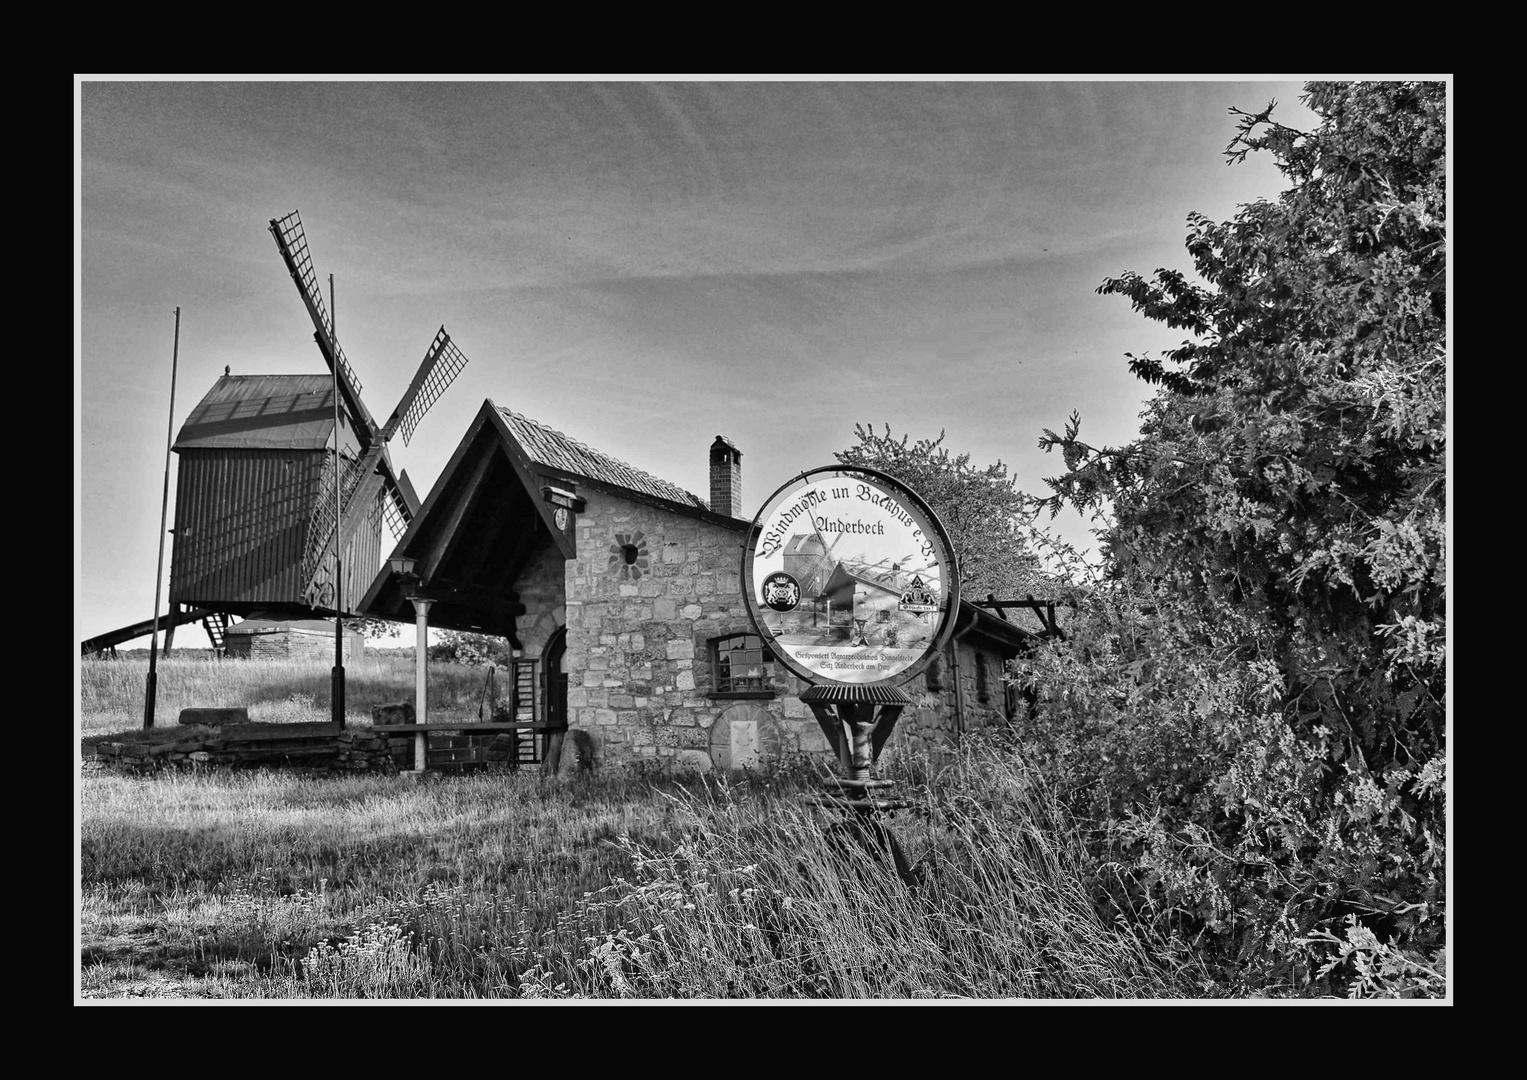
[541,626,568,767]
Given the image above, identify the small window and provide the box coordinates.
[709,633,776,696]
[975,653,991,704]
[925,653,945,692]
[875,608,890,623]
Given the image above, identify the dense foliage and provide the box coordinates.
[1021,82,1446,996]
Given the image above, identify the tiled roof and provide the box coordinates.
[493,404,708,511]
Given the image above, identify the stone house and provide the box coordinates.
[359,400,1035,771]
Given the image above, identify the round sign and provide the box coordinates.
[742,466,959,687]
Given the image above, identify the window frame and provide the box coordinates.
[706,632,778,700]
[974,651,991,704]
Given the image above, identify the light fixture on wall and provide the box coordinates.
[388,554,421,599]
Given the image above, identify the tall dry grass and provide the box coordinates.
[565,744,1187,998]
[79,742,1200,999]
[79,654,495,738]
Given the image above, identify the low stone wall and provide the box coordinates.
[93,723,401,774]
[93,724,538,775]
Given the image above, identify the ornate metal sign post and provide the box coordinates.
[742,466,959,819]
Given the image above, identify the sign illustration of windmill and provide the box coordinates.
[157,211,468,649]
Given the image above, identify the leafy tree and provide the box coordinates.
[352,617,401,641]
[428,629,513,667]
[835,423,1052,601]
[1025,82,1446,995]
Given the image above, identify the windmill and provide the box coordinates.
[81,212,469,660]
[267,210,469,613]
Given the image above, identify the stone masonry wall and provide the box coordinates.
[888,638,1014,765]
[93,725,400,773]
[93,725,535,774]
[564,490,827,769]
[224,629,364,661]
[512,540,568,659]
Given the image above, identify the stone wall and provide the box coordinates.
[224,628,364,661]
[92,723,400,773]
[512,540,568,659]
[885,638,1016,764]
[563,489,826,770]
[92,724,537,774]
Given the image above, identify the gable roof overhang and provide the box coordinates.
[359,400,751,637]
[358,403,549,638]
[952,598,1036,659]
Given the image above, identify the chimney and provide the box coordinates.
[709,436,743,518]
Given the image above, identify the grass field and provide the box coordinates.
[78,656,1199,1000]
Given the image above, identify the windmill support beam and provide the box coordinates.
[83,608,220,656]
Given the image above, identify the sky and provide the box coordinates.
[77,77,1325,651]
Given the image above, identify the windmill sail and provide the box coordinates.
[389,328,469,446]
[269,210,468,611]
[381,479,412,543]
[296,331,470,609]
[268,211,378,438]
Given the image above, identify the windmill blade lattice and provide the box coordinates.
[269,210,364,397]
[398,328,468,446]
[266,211,470,613]
[380,483,410,542]
[301,449,368,590]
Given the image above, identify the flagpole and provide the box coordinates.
[330,273,345,728]
[144,307,180,729]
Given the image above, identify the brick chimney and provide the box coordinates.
[709,436,743,518]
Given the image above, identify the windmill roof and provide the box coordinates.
[493,405,708,511]
[784,534,828,557]
[175,375,341,451]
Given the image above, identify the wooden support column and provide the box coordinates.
[409,596,433,773]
